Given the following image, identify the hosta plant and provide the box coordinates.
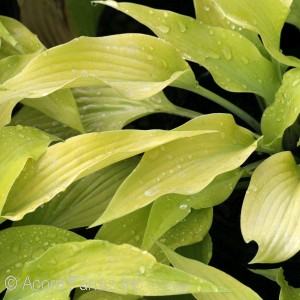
[1,0,300,299]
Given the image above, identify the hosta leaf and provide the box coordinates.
[12,88,196,137]
[141,168,241,250]
[73,87,196,132]
[16,157,140,229]
[0,225,84,293]
[1,34,195,104]
[11,105,78,140]
[0,16,44,58]
[159,243,262,300]
[277,268,300,300]
[75,290,142,300]
[22,89,85,133]
[0,126,53,215]
[98,1,279,102]
[192,0,298,67]
[241,151,300,263]
[261,68,300,152]
[192,0,270,59]
[94,114,256,225]
[177,234,213,265]
[286,0,300,29]
[5,240,221,299]
[95,205,151,248]
[2,128,208,221]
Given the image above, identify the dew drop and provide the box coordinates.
[157,25,170,33]
[230,23,236,30]
[179,204,188,210]
[135,235,141,241]
[178,21,187,33]
[145,53,154,61]
[204,6,210,11]
[15,262,23,268]
[149,9,154,15]
[208,28,215,36]
[144,187,159,197]
[241,57,249,65]
[139,266,145,274]
[163,12,169,17]
[222,47,232,60]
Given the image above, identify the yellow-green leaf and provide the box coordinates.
[94,114,257,225]
[159,243,262,299]
[0,225,84,293]
[241,151,300,263]
[97,1,279,102]
[0,126,53,215]
[2,128,209,221]
[5,240,221,299]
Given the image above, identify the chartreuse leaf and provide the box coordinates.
[261,68,300,152]
[1,34,195,103]
[193,0,298,67]
[12,88,198,137]
[286,0,300,29]
[11,106,78,140]
[97,1,279,102]
[0,225,84,293]
[142,169,241,250]
[0,16,44,58]
[5,240,222,299]
[0,126,53,215]
[241,151,300,263]
[250,268,300,299]
[72,87,199,132]
[2,128,208,221]
[159,243,262,300]
[22,89,85,133]
[192,0,270,59]
[94,114,256,225]
[16,157,140,229]
[95,205,151,248]
[75,289,142,300]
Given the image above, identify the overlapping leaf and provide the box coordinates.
[97,1,279,102]
[1,34,195,105]
[2,127,209,221]
[241,151,300,263]
[5,240,221,299]
[192,0,298,67]
[0,126,53,215]
[94,114,257,225]
[22,89,85,133]
[261,68,300,152]
[160,243,262,299]
[142,169,241,250]
[17,157,140,229]
[0,225,84,293]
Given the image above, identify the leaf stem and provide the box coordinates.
[186,84,261,133]
[168,105,202,119]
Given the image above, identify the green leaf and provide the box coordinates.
[11,105,78,140]
[2,127,208,221]
[1,34,195,102]
[75,289,142,300]
[16,157,140,229]
[261,68,300,152]
[0,16,44,58]
[159,243,262,300]
[0,126,53,215]
[277,268,300,300]
[22,89,85,133]
[241,151,300,263]
[95,205,151,248]
[97,1,279,102]
[286,0,300,29]
[192,0,298,67]
[65,0,104,37]
[5,240,221,299]
[0,225,84,293]
[94,114,256,225]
